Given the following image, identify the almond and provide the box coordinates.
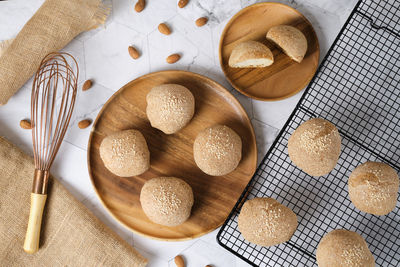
[128,46,140,59]
[158,23,171,35]
[166,53,181,64]
[82,79,93,91]
[20,119,32,130]
[135,0,145,12]
[205,265,212,267]
[195,17,208,27]
[174,255,185,267]
[78,119,92,129]
[178,0,188,8]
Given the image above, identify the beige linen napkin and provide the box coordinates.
[0,0,110,105]
[0,136,148,266]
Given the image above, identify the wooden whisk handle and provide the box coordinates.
[24,193,47,254]
[24,169,49,254]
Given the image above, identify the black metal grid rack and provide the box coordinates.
[217,0,400,266]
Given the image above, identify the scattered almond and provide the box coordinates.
[82,79,93,91]
[166,53,181,64]
[158,23,171,35]
[128,46,140,59]
[78,119,92,129]
[135,0,145,12]
[174,255,185,267]
[178,0,188,8]
[20,119,32,130]
[195,17,208,27]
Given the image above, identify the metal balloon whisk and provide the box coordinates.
[24,52,78,254]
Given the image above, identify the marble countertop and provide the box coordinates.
[0,0,358,266]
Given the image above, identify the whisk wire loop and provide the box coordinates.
[31,52,78,172]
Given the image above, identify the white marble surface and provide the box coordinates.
[0,0,358,266]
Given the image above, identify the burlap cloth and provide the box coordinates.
[0,136,148,266]
[0,0,110,105]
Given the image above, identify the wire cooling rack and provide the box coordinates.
[217,0,400,266]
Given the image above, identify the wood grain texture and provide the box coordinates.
[23,193,47,254]
[219,2,320,101]
[87,70,257,241]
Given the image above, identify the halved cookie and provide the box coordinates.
[228,40,274,68]
[266,25,307,63]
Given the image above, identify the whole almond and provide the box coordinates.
[128,46,140,59]
[82,79,93,91]
[20,119,32,130]
[78,119,92,129]
[166,53,181,64]
[178,0,188,8]
[195,17,208,27]
[158,23,171,35]
[135,0,145,12]
[174,255,185,267]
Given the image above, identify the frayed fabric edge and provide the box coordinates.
[87,1,112,31]
[0,38,15,58]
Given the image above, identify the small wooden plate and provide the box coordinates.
[87,70,257,241]
[219,2,320,101]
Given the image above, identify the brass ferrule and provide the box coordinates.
[32,169,49,194]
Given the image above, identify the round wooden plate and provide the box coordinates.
[87,70,257,241]
[219,2,320,101]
